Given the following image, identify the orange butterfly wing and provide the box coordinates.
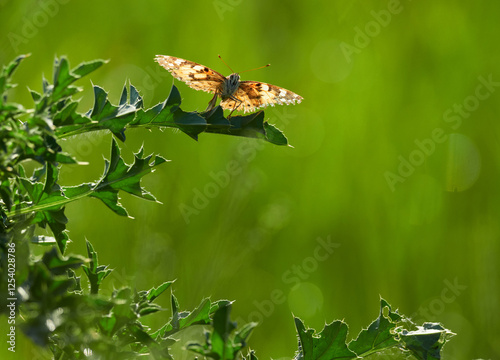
[221,81,303,113]
[155,55,225,94]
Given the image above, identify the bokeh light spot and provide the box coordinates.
[288,282,324,319]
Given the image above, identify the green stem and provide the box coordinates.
[55,123,108,138]
[6,186,93,218]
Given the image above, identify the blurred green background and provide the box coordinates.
[1,0,499,359]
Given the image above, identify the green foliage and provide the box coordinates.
[187,304,258,360]
[82,240,113,295]
[1,54,287,251]
[0,54,454,359]
[294,298,454,360]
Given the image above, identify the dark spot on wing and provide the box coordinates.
[247,87,261,99]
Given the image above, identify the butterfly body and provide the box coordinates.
[220,73,241,100]
[155,55,302,115]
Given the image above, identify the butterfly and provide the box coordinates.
[154,55,303,116]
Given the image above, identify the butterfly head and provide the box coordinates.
[221,73,241,99]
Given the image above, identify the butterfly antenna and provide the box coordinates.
[238,63,271,74]
[218,54,235,73]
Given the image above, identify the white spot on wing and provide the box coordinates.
[194,73,207,79]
